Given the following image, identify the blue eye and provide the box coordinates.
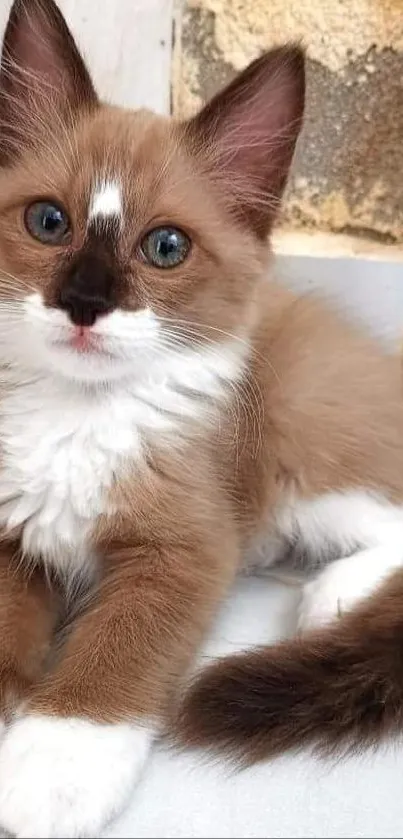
[141,226,191,269]
[25,201,70,245]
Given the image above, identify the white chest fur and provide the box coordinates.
[0,340,244,574]
[0,378,146,571]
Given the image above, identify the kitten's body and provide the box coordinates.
[3,280,403,568]
[0,2,402,837]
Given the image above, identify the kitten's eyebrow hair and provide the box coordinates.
[88,179,122,224]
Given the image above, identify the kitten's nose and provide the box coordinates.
[59,285,112,327]
[57,253,115,327]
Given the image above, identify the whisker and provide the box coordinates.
[152,330,264,461]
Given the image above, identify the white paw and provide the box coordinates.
[298,569,354,631]
[297,547,403,632]
[0,714,153,838]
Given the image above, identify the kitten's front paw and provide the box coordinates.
[0,714,153,837]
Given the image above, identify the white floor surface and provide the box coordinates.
[105,575,403,839]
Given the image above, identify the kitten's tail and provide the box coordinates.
[176,569,403,763]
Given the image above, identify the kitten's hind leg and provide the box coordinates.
[275,491,403,632]
[0,549,60,725]
[298,545,403,632]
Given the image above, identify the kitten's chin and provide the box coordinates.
[7,331,139,385]
[43,343,138,385]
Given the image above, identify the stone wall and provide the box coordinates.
[173,0,403,244]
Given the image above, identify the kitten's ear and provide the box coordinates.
[0,0,98,161]
[188,46,305,237]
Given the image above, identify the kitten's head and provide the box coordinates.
[0,0,304,385]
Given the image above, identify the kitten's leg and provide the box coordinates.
[0,549,59,726]
[297,545,403,631]
[278,491,403,632]
[0,535,236,838]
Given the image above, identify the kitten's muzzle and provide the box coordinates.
[57,252,116,327]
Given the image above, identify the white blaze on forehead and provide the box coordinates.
[89,179,122,222]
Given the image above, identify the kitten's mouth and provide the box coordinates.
[71,326,95,352]
[53,326,106,356]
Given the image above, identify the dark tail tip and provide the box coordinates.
[176,571,403,764]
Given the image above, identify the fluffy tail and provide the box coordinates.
[176,570,403,764]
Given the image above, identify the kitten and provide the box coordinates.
[0,0,402,836]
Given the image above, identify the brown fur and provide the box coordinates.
[1,0,403,772]
[32,447,238,721]
[0,548,59,718]
[177,569,403,762]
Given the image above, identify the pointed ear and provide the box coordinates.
[187,46,305,237]
[0,0,98,162]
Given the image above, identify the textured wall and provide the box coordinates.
[174,0,403,243]
[0,0,173,113]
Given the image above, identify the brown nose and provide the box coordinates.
[57,252,116,327]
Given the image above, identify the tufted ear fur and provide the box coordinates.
[0,0,98,163]
[188,46,305,237]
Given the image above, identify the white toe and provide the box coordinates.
[0,714,154,837]
[297,546,403,632]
